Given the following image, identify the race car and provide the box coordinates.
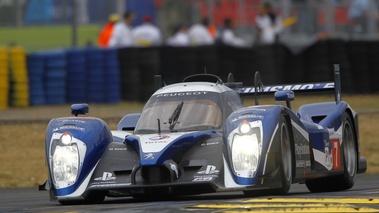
[40,64,366,204]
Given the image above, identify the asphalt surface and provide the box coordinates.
[1,174,378,213]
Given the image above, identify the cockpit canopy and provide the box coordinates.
[134,91,223,134]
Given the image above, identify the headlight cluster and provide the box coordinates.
[52,145,79,188]
[50,132,85,189]
[231,120,262,178]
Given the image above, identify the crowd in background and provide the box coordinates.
[0,0,377,50]
[97,0,376,49]
[98,2,284,49]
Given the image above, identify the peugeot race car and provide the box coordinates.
[40,65,366,204]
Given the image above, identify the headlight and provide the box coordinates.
[60,132,72,145]
[239,120,251,134]
[52,144,79,188]
[232,132,260,178]
[229,120,262,178]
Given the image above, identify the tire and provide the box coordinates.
[244,115,292,196]
[306,112,357,192]
[275,115,292,194]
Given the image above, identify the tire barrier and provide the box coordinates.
[103,48,121,103]
[8,47,29,107]
[2,40,379,109]
[66,49,87,103]
[85,48,105,103]
[44,50,67,104]
[27,53,45,105]
[0,47,9,109]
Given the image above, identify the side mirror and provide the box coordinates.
[71,103,89,116]
[117,113,141,131]
[274,91,295,109]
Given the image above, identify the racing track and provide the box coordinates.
[1,174,379,212]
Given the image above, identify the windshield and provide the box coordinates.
[135,92,223,134]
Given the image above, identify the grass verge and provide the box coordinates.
[0,25,100,52]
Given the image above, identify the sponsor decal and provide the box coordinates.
[53,126,85,132]
[296,160,311,168]
[325,147,333,170]
[144,140,168,144]
[231,114,264,122]
[198,165,219,175]
[144,153,155,160]
[332,139,341,170]
[241,83,334,93]
[109,147,127,151]
[324,139,334,170]
[201,141,219,146]
[156,91,208,98]
[58,119,86,123]
[193,177,213,182]
[328,128,336,135]
[149,135,170,140]
[295,143,310,158]
[94,172,116,181]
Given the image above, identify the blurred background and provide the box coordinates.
[2,0,379,50]
[0,0,379,109]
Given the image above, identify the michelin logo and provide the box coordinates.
[94,172,116,181]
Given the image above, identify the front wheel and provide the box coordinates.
[275,115,292,194]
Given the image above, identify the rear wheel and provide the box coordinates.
[306,112,357,192]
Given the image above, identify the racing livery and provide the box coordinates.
[40,65,366,204]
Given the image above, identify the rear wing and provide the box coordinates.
[237,64,342,104]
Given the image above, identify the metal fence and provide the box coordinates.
[1,0,379,46]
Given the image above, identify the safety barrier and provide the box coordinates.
[66,49,87,103]
[1,40,379,109]
[8,47,29,107]
[27,52,45,105]
[0,47,9,109]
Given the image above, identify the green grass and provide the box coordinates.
[0,25,101,52]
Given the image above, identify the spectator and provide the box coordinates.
[98,13,120,48]
[216,18,247,47]
[108,11,134,48]
[255,2,283,45]
[166,23,190,46]
[132,15,162,47]
[348,0,370,35]
[188,17,214,45]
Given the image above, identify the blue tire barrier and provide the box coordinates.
[66,49,87,103]
[43,50,67,105]
[27,53,46,105]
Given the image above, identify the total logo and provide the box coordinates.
[198,165,219,175]
[94,172,116,181]
[149,135,170,140]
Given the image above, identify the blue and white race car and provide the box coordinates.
[40,65,366,204]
